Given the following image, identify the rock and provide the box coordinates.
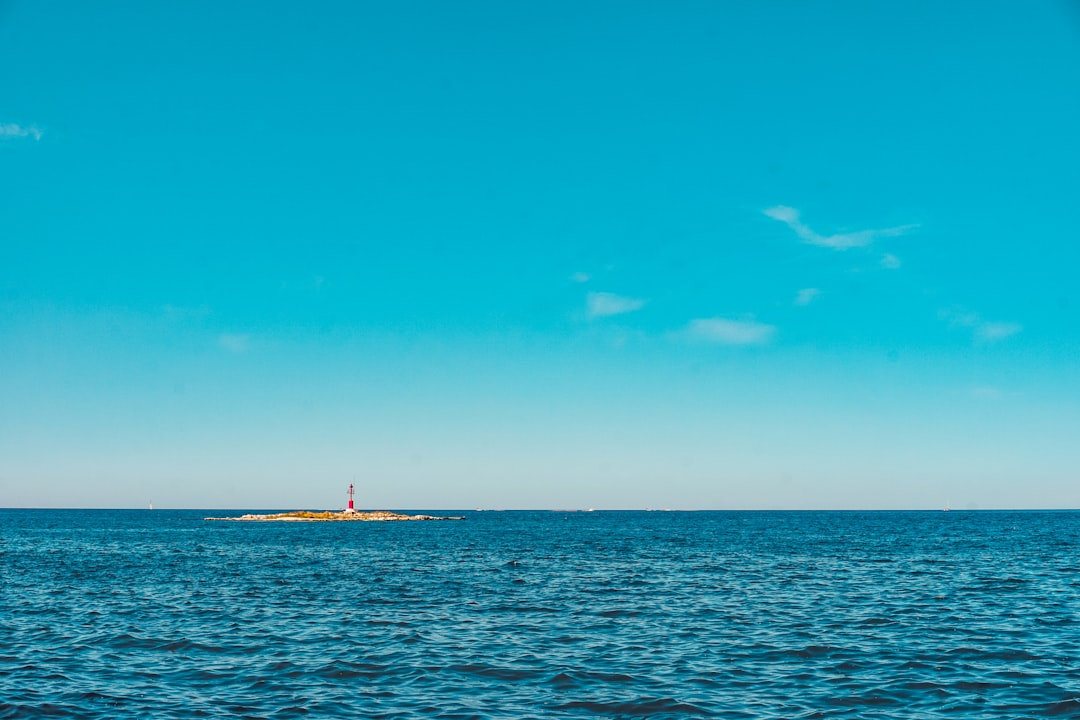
[205,510,464,522]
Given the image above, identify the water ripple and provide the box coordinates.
[4,509,1080,718]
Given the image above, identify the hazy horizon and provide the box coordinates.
[1,504,1073,513]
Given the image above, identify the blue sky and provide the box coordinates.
[2,1,1079,509]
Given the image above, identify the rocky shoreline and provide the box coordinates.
[205,510,465,522]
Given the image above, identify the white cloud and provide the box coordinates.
[0,123,43,141]
[880,253,902,270]
[764,205,916,250]
[794,288,820,306]
[939,307,980,329]
[687,317,776,345]
[586,292,646,319]
[940,307,1022,343]
[762,205,800,224]
[569,271,591,283]
[218,333,250,353]
[976,322,1022,342]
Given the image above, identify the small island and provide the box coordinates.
[205,510,464,522]
[205,484,464,522]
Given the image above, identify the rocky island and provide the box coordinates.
[205,510,464,522]
[206,485,463,522]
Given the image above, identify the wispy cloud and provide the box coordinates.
[764,205,916,250]
[569,271,591,284]
[969,386,1002,399]
[880,253,902,270]
[940,308,979,328]
[586,292,646,319]
[976,321,1022,342]
[0,123,43,141]
[218,333,251,353]
[794,288,820,306]
[940,307,1022,343]
[687,317,776,345]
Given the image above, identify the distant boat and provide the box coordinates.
[149,501,154,510]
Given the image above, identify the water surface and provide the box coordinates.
[3,509,1080,718]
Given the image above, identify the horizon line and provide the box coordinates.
[2,506,1077,512]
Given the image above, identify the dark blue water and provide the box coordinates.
[3,510,1080,719]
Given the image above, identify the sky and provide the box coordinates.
[2,1,1079,510]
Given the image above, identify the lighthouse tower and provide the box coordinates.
[345,483,357,514]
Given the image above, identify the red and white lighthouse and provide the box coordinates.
[346,483,356,513]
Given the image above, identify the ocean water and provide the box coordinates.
[3,509,1080,719]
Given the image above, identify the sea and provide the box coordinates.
[3,509,1080,719]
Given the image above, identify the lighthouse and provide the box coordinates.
[345,483,357,514]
